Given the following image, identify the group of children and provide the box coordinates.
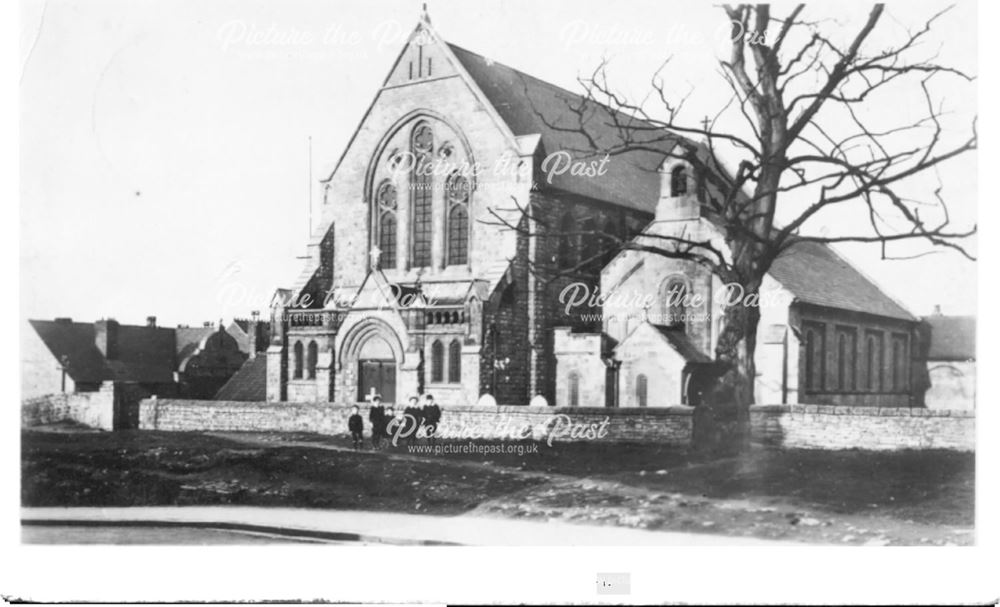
[347,394,442,450]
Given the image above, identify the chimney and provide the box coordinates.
[248,310,261,359]
[146,315,157,328]
[94,318,120,360]
[933,304,943,315]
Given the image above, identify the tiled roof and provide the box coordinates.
[650,324,713,363]
[29,319,176,384]
[214,356,267,401]
[450,43,681,214]
[922,315,976,361]
[768,240,916,322]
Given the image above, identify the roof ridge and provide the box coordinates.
[446,41,669,137]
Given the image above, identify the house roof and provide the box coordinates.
[768,240,916,322]
[175,326,216,364]
[922,315,976,361]
[214,356,267,401]
[29,319,176,384]
[449,43,681,214]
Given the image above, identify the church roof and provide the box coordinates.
[921,314,976,361]
[650,325,714,363]
[449,39,919,325]
[449,43,681,214]
[28,319,177,385]
[214,356,267,401]
[768,240,916,321]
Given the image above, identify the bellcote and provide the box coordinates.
[655,158,700,222]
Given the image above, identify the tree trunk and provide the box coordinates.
[694,276,762,454]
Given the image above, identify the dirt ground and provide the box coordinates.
[22,426,974,545]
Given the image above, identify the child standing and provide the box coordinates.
[348,405,364,450]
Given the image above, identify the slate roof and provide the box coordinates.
[922,315,976,361]
[650,324,714,363]
[175,326,216,366]
[768,240,916,321]
[450,43,681,214]
[214,356,267,401]
[29,319,176,384]
[450,42,918,325]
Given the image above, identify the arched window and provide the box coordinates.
[891,334,908,392]
[600,216,618,266]
[866,334,880,391]
[446,172,470,266]
[578,217,600,272]
[804,325,826,392]
[375,181,397,269]
[636,374,648,407]
[660,277,688,328]
[306,341,318,380]
[556,211,576,269]
[431,339,444,383]
[292,341,304,380]
[411,123,434,268]
[568,371,580,406]
[837,333,848,391]
[670,165,688,196]
[448,339,461,383]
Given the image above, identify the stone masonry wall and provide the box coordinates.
[138,399,975,452]
[139,399,694,445]
[750,404,974,451]
[22,384,116,430]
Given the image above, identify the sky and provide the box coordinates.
[19,0,977,327]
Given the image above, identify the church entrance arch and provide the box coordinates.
[340,317,405,405]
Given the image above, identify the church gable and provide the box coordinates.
[382,23,461,88]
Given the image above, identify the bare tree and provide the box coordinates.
[485,3,976,451]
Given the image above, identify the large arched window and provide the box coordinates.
[306,341,318,380]
[375,181,397,269]
[568,371,580,406]
[293,341,304,380]
[431,339,444,383]
[660,277,688,328]
[670,165,688,196]
[446,172,470,266]
[636,374,648,407]
[411,123,434,268]
[448,339,461,383]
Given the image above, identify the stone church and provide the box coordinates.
[265,11,925,409]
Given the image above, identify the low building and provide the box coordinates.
[921,311,976,410]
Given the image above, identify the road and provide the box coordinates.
[22,506,803,546]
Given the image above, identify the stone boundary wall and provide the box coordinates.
[135,399,975,451]
[138,399,695,445]
[750,404,974,451]
[22,385,115,430]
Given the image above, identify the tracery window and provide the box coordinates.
[375,181,397,268]
[411,123,434,268]
[446,172,470,266]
